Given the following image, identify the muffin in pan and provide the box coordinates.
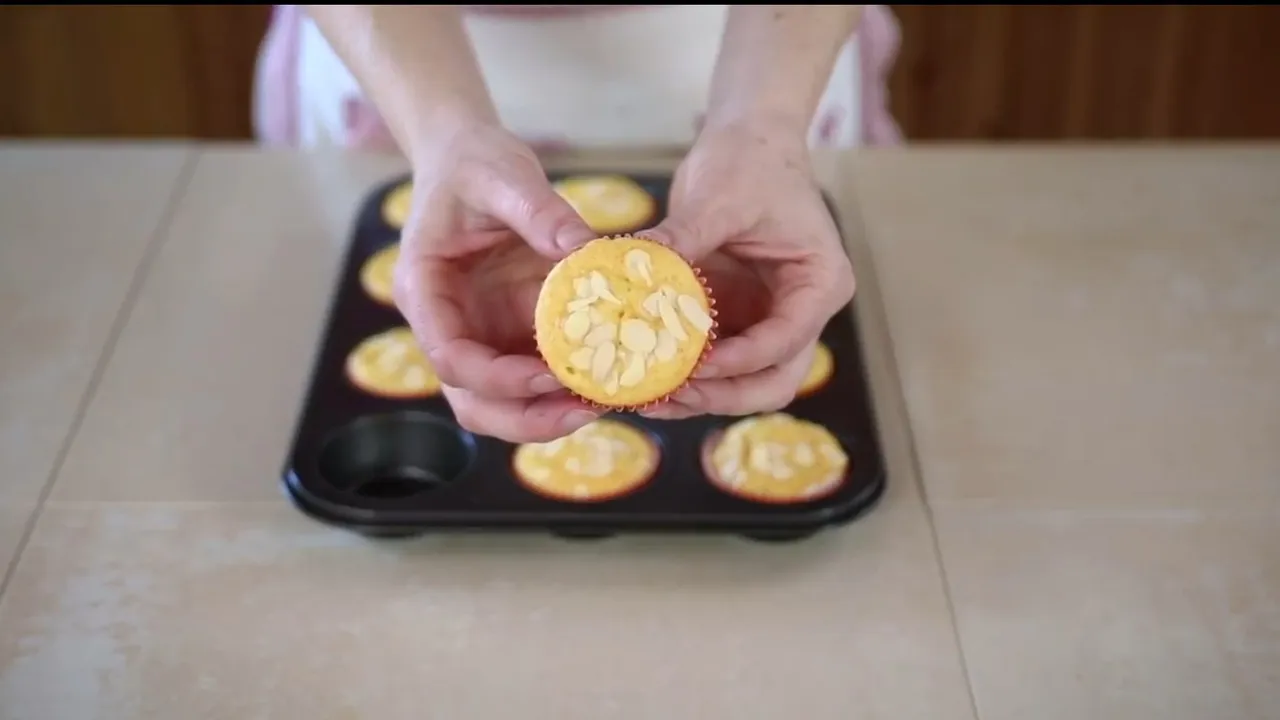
[553,174,657,235]
[702,413,849,504]
[796,341,835,397]
[345,327,441,399]
[512,418,659,502]
[381,181,413,230]
[358,243,399,308]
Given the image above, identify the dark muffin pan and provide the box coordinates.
[280,172,887,541]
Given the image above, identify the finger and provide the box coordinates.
[638,402,701,421]
[642,210,726,263]
[445,386,601,444]
[433,340,563,399]
[665,343,816,417]
[391,255,551,398]
[469,163,597,257]
[704,261,854,379]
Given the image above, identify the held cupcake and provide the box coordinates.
[345,327,442,399]
[533,235,716,410]
[381,181,413,230]
[796,341,835,397]
[702,413,849,504]
[553,174,657,235]
[358,243,399,308]
[512,418,659,502]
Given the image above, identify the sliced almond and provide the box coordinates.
[541,438,566,457]
[618,351,647,387]
[403,366,427,389]
[590,271,622,304]
[591,342,617,382]
[653,329,678,362]
[568,347,594,370]
[604,369,620,396]
[565,457,582,474]
[641,292,663,318]
[567,297,595,314]
[624,249,653,286]
[770,462,795,480]
[619,318,658,354]
[585,457,613,478]
[657,295,688,343]
[676,294,713,334]
[660,285,678,300]
[749,444,771,472]
[524,464,551,481]
[589,308,606,325]
[574,278,592,298]
[793,443,816,467]
[583,322,617,348]
[563,310,592,341]
[716,460,737,480]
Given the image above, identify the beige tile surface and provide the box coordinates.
[0,502,972,720]
[936,508,1280,720]
[0,505,34,580]
[854,147,1280,510]
[51,149,409,502]
[0,144,191,504]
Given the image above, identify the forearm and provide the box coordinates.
[306,5,497,158]
[705,5,864,138]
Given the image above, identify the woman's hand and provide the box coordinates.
[393,122,601,442]
[643,121,855,419]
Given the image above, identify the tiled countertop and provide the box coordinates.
[0,143,1276,719]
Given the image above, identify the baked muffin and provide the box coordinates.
[512,418,659,502]
[345,327,441,399]
[381,181,413,230]
[553,174,657,235]
[702,413,848,504]
[358,243,399,307]
[796,342,835,397]
[534,235,716,409]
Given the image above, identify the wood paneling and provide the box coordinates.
[0,5,1276,141]
[890,4,1280,139]
[0,5,270,139]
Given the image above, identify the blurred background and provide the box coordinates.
[0,4,1277,142]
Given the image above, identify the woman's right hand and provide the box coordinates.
[393,122,602,443]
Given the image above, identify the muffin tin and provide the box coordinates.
[280,172,887,541]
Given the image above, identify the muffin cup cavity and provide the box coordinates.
[318,412,474,501]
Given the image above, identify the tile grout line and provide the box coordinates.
[846,181,985,720]
[0,151,200,601]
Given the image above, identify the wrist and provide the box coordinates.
[406,105,501,166]
[701,110,811,147]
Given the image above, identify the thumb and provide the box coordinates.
[642,205,724,263]
[481,166,598,258]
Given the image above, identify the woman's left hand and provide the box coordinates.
[642,121,856,419]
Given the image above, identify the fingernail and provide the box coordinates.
[529,374,560,394]
[673,387,702,406]
[694,364,718,379]
[561,410,598,431]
